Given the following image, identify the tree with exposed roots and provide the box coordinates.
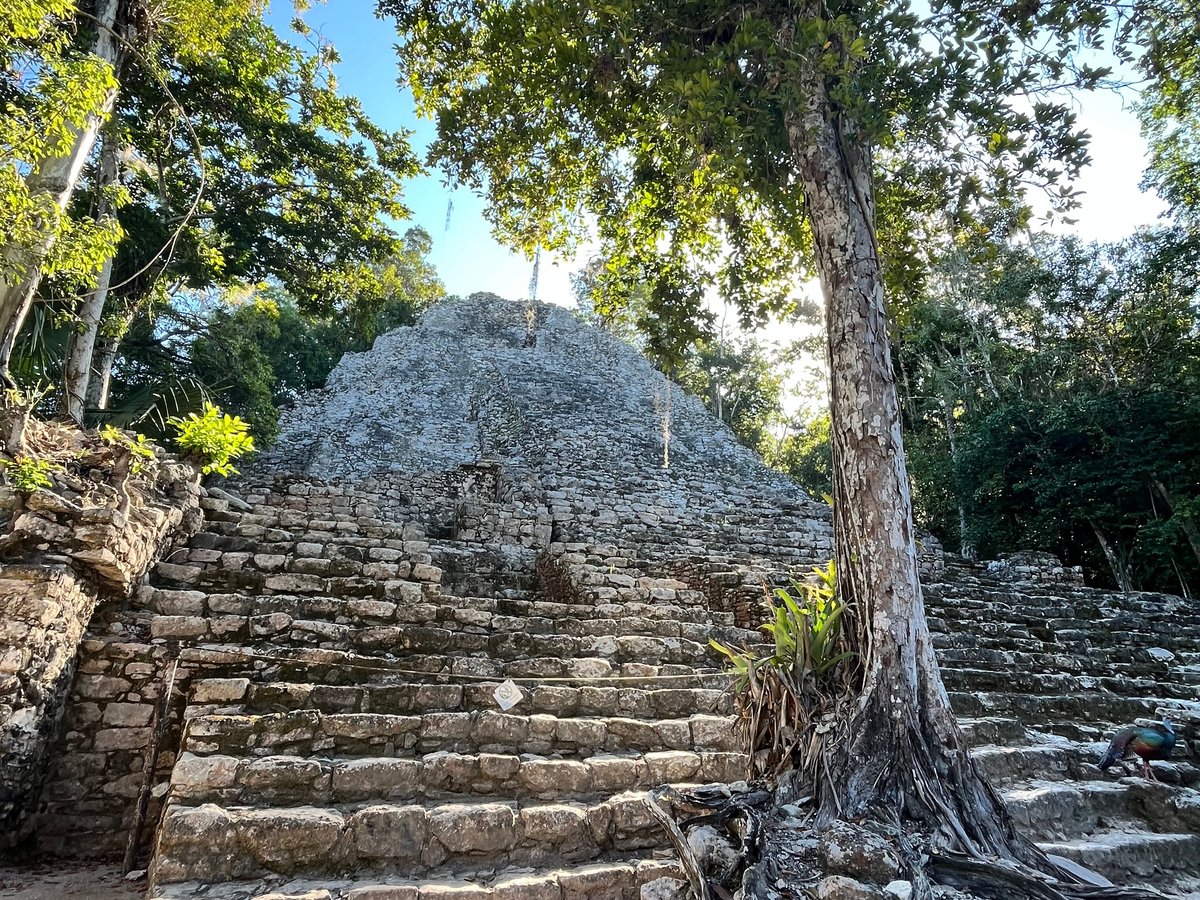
[379,1,1181,897]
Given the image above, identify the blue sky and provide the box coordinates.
[268,0,578,305]
[273,1,1166,311]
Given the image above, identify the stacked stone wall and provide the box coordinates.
[0,456,201,850]
[983,550,1086,585]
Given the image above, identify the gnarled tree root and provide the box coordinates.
[928,851,1170,900]
[651,785,1174,900]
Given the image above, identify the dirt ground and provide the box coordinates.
[0,863,144,899]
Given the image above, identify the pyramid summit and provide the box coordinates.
[258,292,809,491]
[248,291,838,569]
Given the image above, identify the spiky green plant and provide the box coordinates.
[711,560,855,780]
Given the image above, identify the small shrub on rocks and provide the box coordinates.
[99,425,155,473]
[0,455,59,492]
[168,403,255,476]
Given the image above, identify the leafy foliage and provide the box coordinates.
[100,375,214,437]
[383,0,1121,345]
[0,454,59,492]
[112,228,443,444]
[1138,0,1200,222]
[168,402,255,476]
[99,423,154,472]
[6,3,431,442]
[892,229,1200,592]
[116,12,420,313]
[0,0,121,286]
[766,413,834,500]
[711,562,853,779]
[674,337,784,452]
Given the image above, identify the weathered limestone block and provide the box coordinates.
[349,804,426,859]
[240,806,345,871]
[519,758,591,796]
[192,678,250,704]
[520,803,591,852]
[334,758,420,802]
[153,803,244,883]
[172,753,239,796]
[347,887,419,900]
[816,876,887,900]
[645,750,701,783]
[641,877,690,900]
[559,862,636,900]
[493,874,562,900]
[427,802,519,854]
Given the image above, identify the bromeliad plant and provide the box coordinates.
[711,560,855,780]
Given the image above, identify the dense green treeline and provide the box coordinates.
[899,229,1200,594]
[2,0,441,443]
[657,229,1200,594]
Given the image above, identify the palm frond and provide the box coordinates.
[93,375,213,438]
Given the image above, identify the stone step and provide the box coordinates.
[195,517,418,543]
[973,743,1098,786]
[936,647,1200,681]
[949,690,1200,728]
[176,645,735,687]
[927,590,1200,628]
[169,749,746,806]
[194,678,738,719]
[173,723,1053,811]
[153,614,759,664]
[151,856,681,899]
[932,616,1200,650]
[1037,829,1200,880]
[975,739,1200,788]
[941,622,1200,648]
[955,716,1031,747]
[940,667,1200,702]
[152,794,674,884]
[181,709,743,760]
[152,565,442,600]
[1003,780,1133,840]
[141,593,760,649]
[146,586,740,628]
[932,632,1079,655]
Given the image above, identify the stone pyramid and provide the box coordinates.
[17,294,1199,899]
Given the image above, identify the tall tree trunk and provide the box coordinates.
[1153,477,1200,570]
[941,390,975,561]
[87,329,124,410]
[782,29,1043,869]
[63,137,121,422]
[0,0,121,385]
[1088,519,1134,593]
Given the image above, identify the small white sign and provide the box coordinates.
[493,679,524,711]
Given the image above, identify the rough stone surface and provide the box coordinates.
[816,875,886,900]
[6,296,1200,900]
[0,450,200,849]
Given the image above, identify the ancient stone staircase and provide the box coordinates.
[138,481,747,898]
[928,564,1200,889]
[24,298,1199,899]
[101,480,1198,900]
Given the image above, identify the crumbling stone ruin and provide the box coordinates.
[0,427,202,851]
[1,294,1198,898]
